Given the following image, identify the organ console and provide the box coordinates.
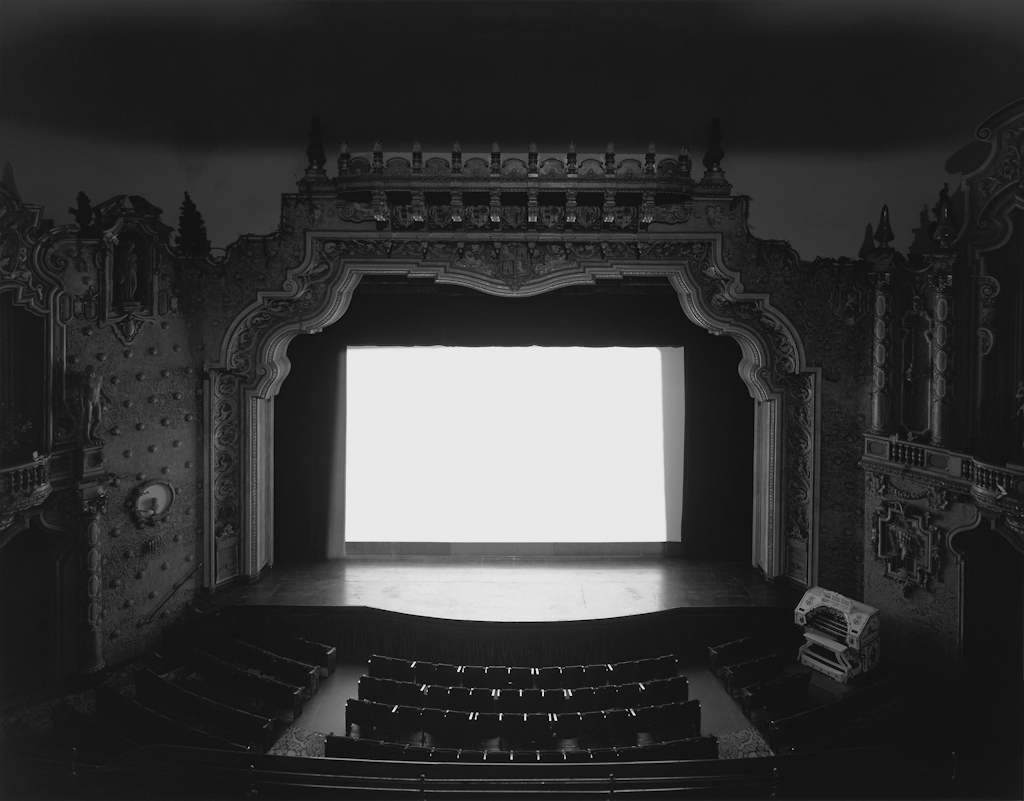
[794,587,880,684]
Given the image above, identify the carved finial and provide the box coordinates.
[490,142,501,174]
[337,143,350,177]
[567,141,577,175]
[874,205,894,247]
[932,184,958,249]
[645,144,656,176]
[453,141,461,153]
[605,142,615,174]
[529,142,537,154]
[702,118,724,176]
[491,141,500,153]
[412,141,423,173]
[452,142,462,173]
[568,141,576,155]
[306,115,326,171]
[528,142,538,176]
[70,191,100,238]
[413,141,422,153]
[372,140,383,172]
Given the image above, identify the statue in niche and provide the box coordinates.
[117,240,140,307]
[80,366,110,444]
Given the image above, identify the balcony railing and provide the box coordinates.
[0,454,53,525]
[862,434,1024,509]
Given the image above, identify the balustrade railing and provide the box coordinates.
[864,434,1024,505]
[0,454,53,522]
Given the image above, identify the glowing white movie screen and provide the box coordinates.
[344,346,684,543]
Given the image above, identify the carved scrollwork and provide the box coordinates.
[980,124,1023,198]
[650,203,692,225]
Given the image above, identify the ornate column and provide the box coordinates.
[868,264,896,435]
[867,206,898,436]
[927,255,956,447]
[77,479,107,674]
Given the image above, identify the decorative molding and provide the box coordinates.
[209,228,818,588]
[872,501,942,595]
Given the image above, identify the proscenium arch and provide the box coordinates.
[206,231,820,590]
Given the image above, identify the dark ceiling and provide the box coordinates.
[3,0,1022,158]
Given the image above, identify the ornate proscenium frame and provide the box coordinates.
[203,140,821,590]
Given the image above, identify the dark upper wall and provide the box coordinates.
[2,1,1022,259]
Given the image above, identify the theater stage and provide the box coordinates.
[212,557,799,622]
[184,557,804,677]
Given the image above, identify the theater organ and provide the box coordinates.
[794,587,880,684]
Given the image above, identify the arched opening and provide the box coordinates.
[209,234,817,590]
[273,279,753,560]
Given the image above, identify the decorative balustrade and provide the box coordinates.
[0,454,53,525]
[297,139,730,234]
[863,434,1024,513]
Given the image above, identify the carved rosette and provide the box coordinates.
[869,271,895,435]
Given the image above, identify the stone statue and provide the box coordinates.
[80,366,109,444]
[118,241,139,304]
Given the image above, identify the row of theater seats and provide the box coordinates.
[326,733,719,762]
[346,698,702,751]
[95,634,338,754]
[359,674,689,713]
[368,654,678,689]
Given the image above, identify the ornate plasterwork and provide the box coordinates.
[872,501,942,595]
[209,229,819,588]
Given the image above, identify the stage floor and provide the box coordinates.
[213,557,801,622]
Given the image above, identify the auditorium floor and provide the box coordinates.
[216,557,800,622]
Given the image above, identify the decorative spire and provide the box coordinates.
[372,140,383,172]
[702,118,724,177]
[490,142,501,174]
[528,142,538,176]
[412,141,423,173]
[605,142,615,175]
[176,191,212,258]
[452,141,462,174]
[306,115,326,171]
[645,143,656,177]
[567,141,577,175]
[858,223,875,259]
[874,205,894,247]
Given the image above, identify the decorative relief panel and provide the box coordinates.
[871,501,942,595]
